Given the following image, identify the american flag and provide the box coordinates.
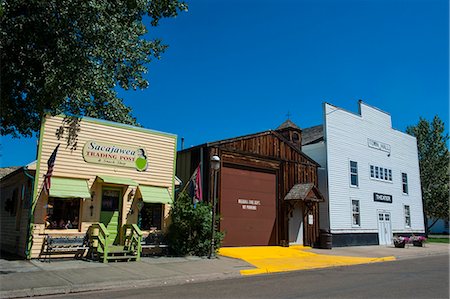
[44,144,60,194]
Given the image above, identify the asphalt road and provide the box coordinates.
[44,254,449,299]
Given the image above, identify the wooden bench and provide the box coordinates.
[141,232,169,256]
[42,235,89,262]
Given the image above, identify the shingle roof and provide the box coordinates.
[0,166,21,180]
[284,183,324,202]
[277,120,301,131]
[301,125,323,146]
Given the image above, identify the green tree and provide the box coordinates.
[406,116,449,232]
[0,0,187,137]
[167,192,224,256]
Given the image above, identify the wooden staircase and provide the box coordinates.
[88,223,142,263]
[99,245,138,262]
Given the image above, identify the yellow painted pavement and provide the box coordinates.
[219,246,396,276]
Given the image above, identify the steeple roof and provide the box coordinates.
[277,119,301,131]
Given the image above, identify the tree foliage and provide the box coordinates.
[0,0,187,137]
[406,116,449,230]
[167,192,224,257]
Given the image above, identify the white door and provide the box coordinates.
[289,205,303,245]
[378,211,392,245]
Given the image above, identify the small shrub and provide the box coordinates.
[167,192,224,256]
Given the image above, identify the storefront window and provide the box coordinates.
[139,203,162,230]
[46,198,80,229]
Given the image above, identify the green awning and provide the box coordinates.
[97,175,138,186]
[49,177,91,199]
[138,185,172,205]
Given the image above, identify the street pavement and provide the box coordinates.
[0,243,448,298]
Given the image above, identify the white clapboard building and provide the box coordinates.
[302,101,425,246]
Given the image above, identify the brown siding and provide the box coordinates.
[178,130,320,246]
[216,133,319,245]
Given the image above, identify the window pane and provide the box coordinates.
[102,190,120,211]
[388,169,392,181]
[139,203,163,230]
[47,198,80,229]
[402,173,408,194]
[350,161,358,186]
[352,200,360,226]
[404,206,411,227]
[375,167,379,178]
[370,165,374,177]
[384,169,388,180]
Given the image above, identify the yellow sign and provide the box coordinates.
[82,140,148,171]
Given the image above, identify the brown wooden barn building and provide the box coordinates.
[176,120,324,247]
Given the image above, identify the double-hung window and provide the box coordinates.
[402,173,408,194]
[352,200,360,226]
[350,161,358,187]
[404,205,411,227]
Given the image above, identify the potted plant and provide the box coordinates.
[393,236,409,248]
[410,235,426,247]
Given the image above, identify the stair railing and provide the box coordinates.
[123,224,143,261]
[89,223,110,263]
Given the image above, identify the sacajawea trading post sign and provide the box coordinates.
[83,140,148,172]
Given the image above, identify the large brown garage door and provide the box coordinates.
[220,166,277,246]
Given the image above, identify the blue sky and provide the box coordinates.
[1,0,448,167]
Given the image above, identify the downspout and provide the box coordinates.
[23,166,35,258]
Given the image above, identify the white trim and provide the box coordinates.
[404,204,411,228]
[369,163,393,182]
[351,198,361,227]
[401,172,409,195]
[349,160,359,188]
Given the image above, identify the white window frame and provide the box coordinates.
[369,164,393,183]
[404,205,411,228]
[351,199,361,227]
[402,172,409,195]
[349,160,359,187]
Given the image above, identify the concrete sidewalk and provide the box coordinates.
[0,256,253,298]
[0,243,448,298]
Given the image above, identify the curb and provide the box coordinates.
[0,271,242,299]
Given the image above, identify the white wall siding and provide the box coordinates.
[303,142,329,230]
[324,102,424,234]
[303,142,327,168]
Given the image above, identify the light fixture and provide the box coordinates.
[209,155,221,259]
[210,155,220,171]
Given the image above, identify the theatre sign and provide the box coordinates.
[83,140,148,171]
[373,192,393,203]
